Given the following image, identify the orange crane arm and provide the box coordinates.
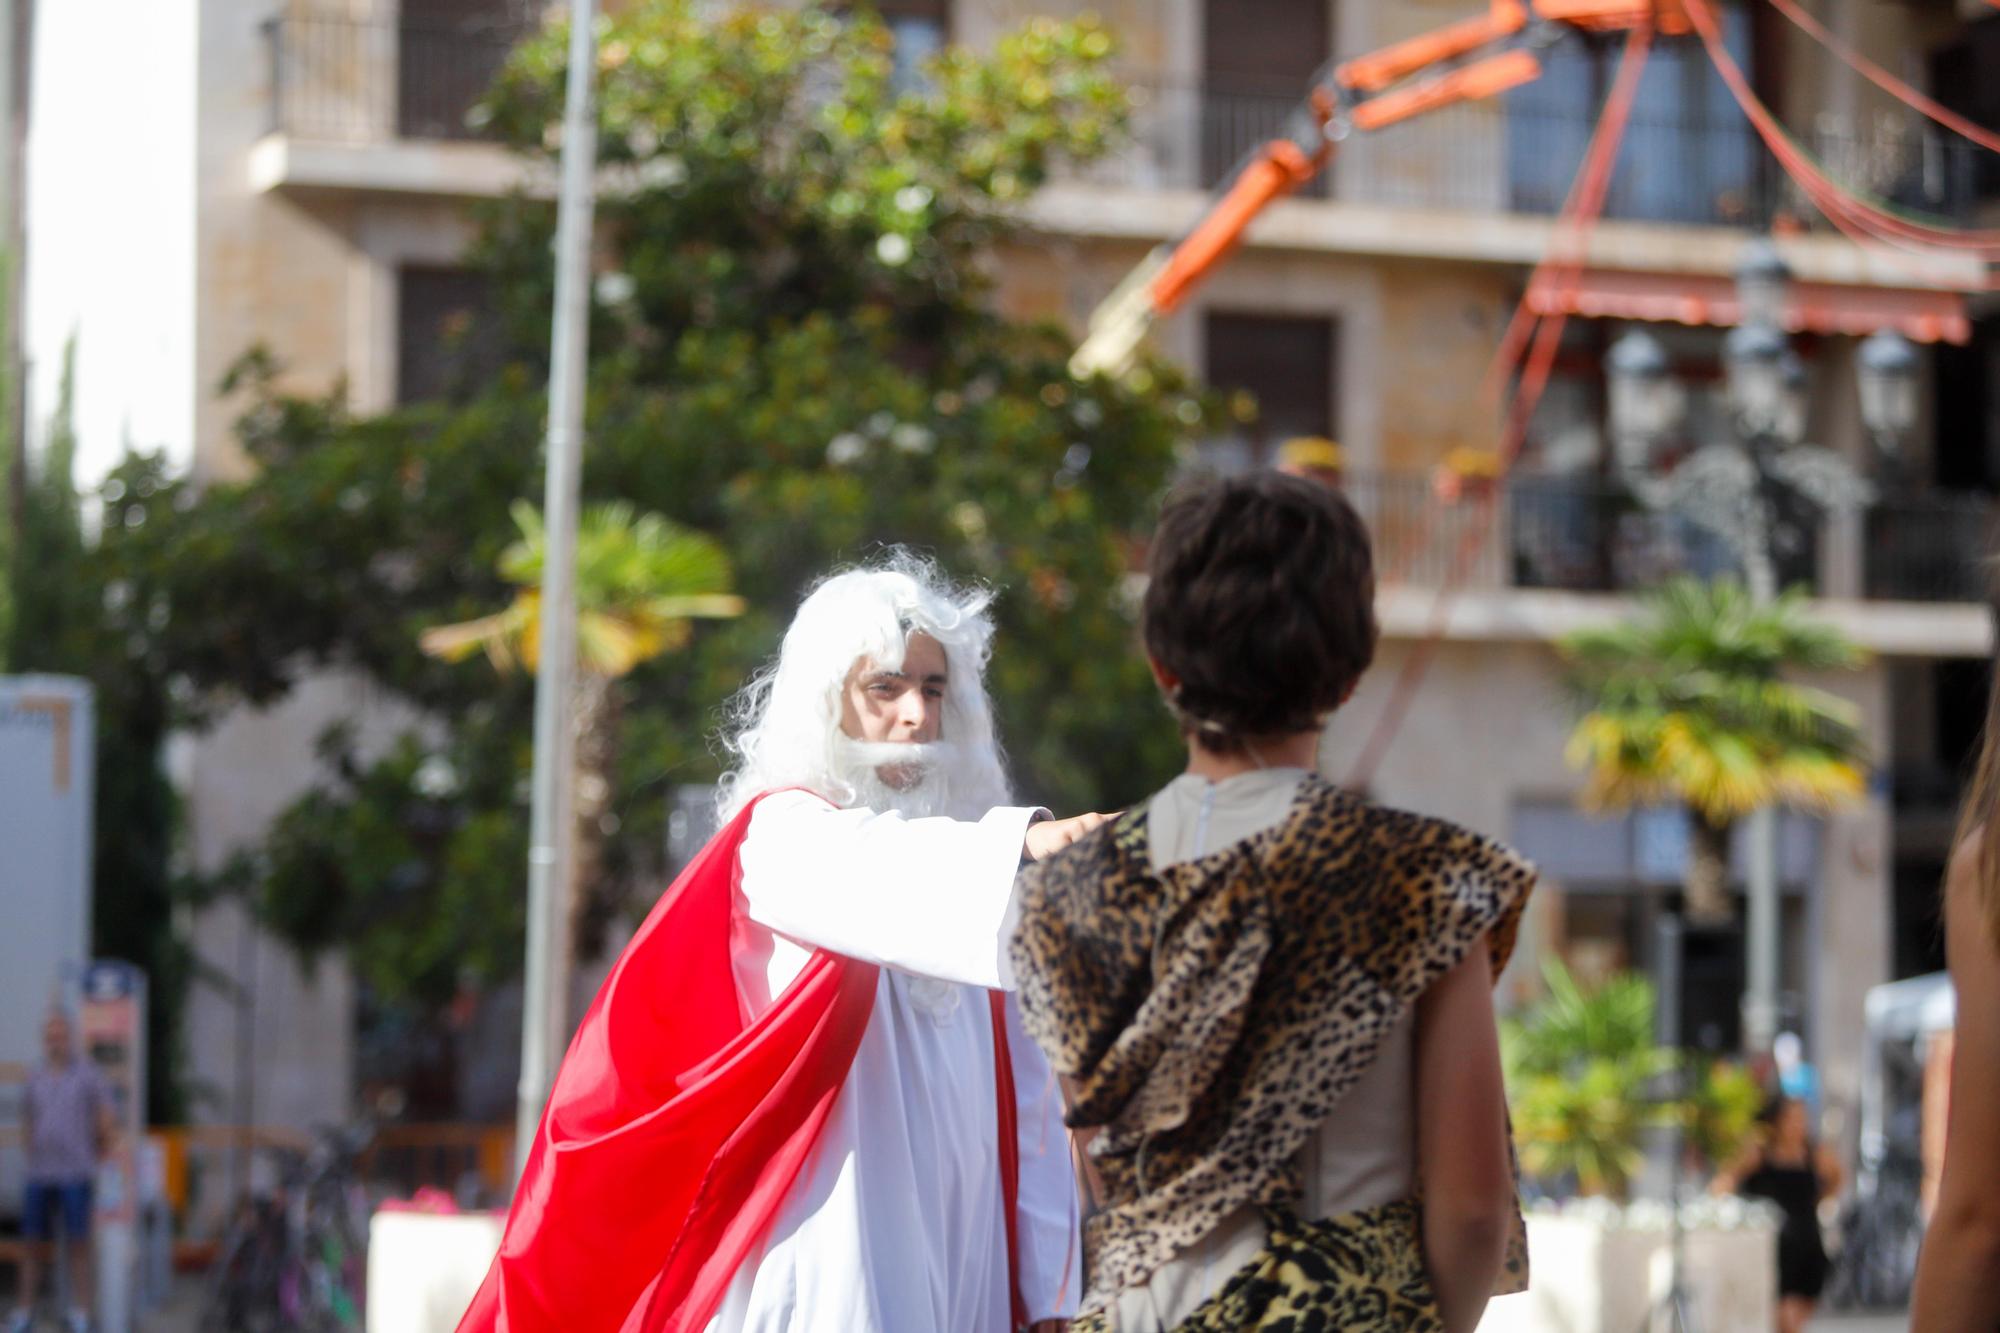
[1070,0,1679,377]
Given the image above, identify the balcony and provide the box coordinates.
[1063,75,1978,233]
[256,13,1983,248]
[251,12,542,198]
[1340,469,1996,611]
[265,13,530,144]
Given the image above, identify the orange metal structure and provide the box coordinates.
[1348,50,1544,133]
[1070,0,1692,377]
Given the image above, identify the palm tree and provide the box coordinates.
[1558,577,1868,924]
[422,500,745,956]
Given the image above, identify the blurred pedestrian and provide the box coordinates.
[1274,434,1344,489]
[8,1009,116,1333]
[1909,638,2000,1331]
[1711,1095,1841,1333]
[1011,472,1534,1332]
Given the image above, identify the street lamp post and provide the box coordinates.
[1605,238,1919,1058]
[516,0,601,1174]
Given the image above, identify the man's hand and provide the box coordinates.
[1023,812,1112,862]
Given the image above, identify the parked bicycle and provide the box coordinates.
[1823,1141,1927,1312]
[200,1123,372,1333]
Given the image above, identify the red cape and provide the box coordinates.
[458,792,880,1333]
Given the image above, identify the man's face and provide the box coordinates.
[839,632,947,787]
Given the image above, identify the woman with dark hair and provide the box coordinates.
[1909,646,2000,1330]
[1711,1095,1841,1333]
[1010,472,1534,1332]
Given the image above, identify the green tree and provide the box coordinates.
[1558,577,1869,924]
[422,501,744,957]
[107,1,1209,1037]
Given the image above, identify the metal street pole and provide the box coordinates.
[1742,547,1781,1057]
[515,0,599,1175]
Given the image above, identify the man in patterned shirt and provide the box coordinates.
[8,1010,116,1333]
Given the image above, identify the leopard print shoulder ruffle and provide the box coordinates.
[1008,776,1536,1315]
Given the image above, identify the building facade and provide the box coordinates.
[20,0,2000,1155]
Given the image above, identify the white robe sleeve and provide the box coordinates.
[1005,992,1084,1322]
[739,790,1046,990]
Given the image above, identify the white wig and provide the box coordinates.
[716,552,1015,820]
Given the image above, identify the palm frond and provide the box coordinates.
[426,501,743,679]
[1560,576,1870,820]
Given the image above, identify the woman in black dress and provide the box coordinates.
[1713,1095,1844,1333]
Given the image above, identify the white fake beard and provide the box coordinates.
[830,737,962,820]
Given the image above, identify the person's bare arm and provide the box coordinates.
[1815,1143,1844,1203]
[1415,941,1515,1333]
[96,1085,119,1158]
[1910,834,2000,1332]
[1708,1141,1764,1197]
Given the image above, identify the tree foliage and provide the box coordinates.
[103,1,1209,1023]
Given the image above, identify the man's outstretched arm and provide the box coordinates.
[737,790,1045,989]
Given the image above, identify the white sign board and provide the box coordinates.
[0,676,95,1216]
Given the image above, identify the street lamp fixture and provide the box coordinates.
[1856,327,1920,461]
[1606,326,1675,478]
[1724,320,1792,444]
[1735,236,1793,334]
[1775,348,1808,450]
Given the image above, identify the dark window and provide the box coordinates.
[1199,1,1331,193]
[1506,9,1757,226]
[1202,312,1336,470]
[397,0,536,141]
[1932,314,2000,492]
[1930,17,2000,203]
[397,266,506,406]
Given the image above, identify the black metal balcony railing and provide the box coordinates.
[1866,492,2000,603]
[266,14,534,143]
[261,19,1981,229]
[1336,470,1997,604]
[1075,76,1979,230]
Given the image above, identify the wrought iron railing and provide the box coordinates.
[260,18,1981,229]
[1335,469,1996,603]
[265,13,534,143]
[1865,492,1999,603]
[1073,75,1979,229]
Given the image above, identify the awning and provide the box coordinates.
[1525,266,1972,344]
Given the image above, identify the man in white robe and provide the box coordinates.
[698,556,1094,1332]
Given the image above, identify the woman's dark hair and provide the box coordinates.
[1142,471,1377,753]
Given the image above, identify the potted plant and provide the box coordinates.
[1488,965,1780,1333]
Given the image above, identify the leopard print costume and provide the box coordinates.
[1068,1201,1444,1333]
[1009,776,1535,1318]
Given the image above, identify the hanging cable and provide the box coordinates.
[1763,0,2000,156]
[1345,20,1654,790]
[1684,0,2000,256]
[1377,30,1644,587]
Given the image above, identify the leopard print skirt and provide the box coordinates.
[1068,1199,1442,1333]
